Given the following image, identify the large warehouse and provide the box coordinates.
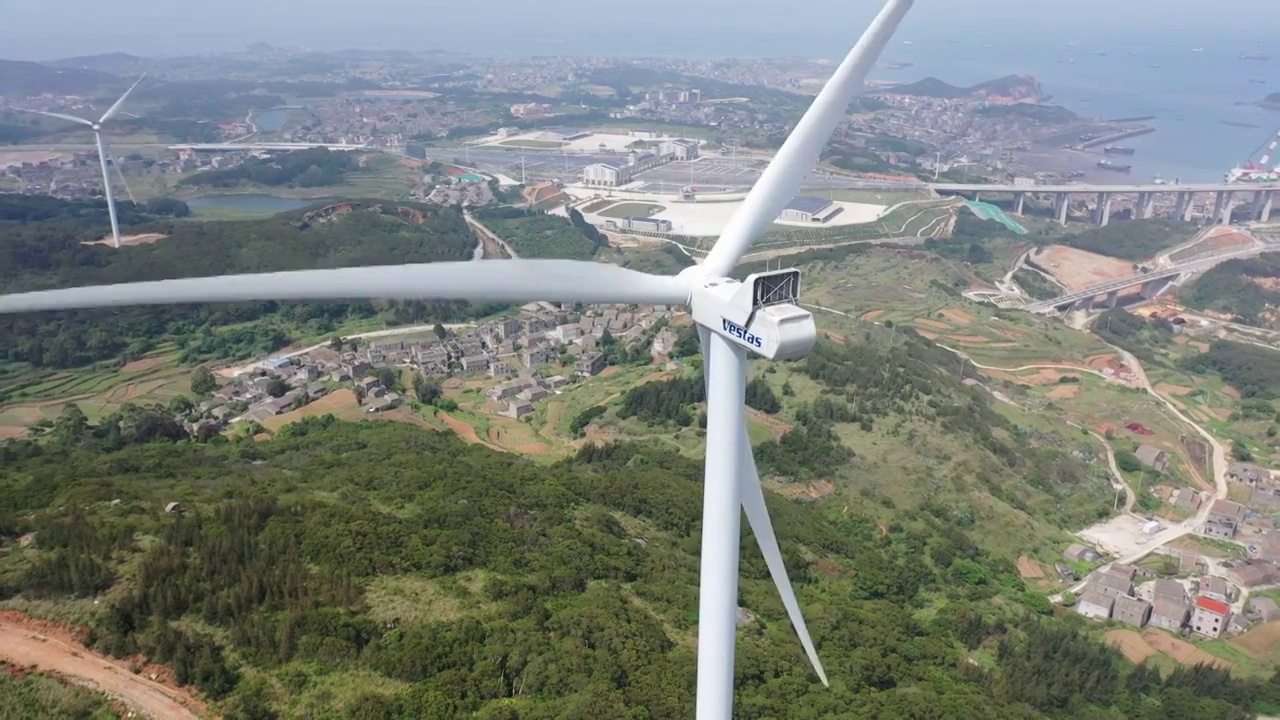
[778,196,842,223]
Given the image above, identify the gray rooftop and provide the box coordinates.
[1153,579,1187,603]
[785,196,835,215]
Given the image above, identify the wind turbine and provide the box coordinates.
[0,3,912,716]
[17,74,147,249]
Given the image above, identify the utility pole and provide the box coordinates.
[934,151,941,181]
[520,155,526,185]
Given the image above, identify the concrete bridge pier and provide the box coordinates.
[1213,191,1234,225]
[1055,193,1070,225]
[1014,192,1026,216]
[1136,192,1156,219]
[1254,190,1275,222]
[1140,277,1174,301]
[1072,296,1096,313]
[1176,192,1195,222]
[1094,192,1113,226]
[1105,289,1121,309]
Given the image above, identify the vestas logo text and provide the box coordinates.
[722,318,763,349]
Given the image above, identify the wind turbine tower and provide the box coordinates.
[18,74,147,249]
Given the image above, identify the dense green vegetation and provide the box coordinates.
[177,148,360,189]
[1093,308,1174,367]
[975,104,1077,123]
[886,75,1040,100]
[1044,219,1198,262]
[1180,252,1280,326]
[1013,269,1062,301]
[0,669,120,719]
[475,207,605,260]
[3,413,1276,718]
[0,196,500,374]
[1180,339,1280,399]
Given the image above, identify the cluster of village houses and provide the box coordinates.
[188,302,681,433]
[1070,461,1280,639]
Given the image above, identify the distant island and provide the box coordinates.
[1258,92,1280,110]
[887,74,1046,103]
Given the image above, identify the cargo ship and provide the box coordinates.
[1241,51,1271,61]
[1104,146,1136,156]
[1097,160,1132,173]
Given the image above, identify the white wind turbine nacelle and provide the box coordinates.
[16,73,147,249]
[0,3,913,716]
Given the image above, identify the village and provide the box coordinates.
[183,302,682,438]
[1069,461,1280,645]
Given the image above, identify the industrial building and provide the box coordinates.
[778,196,842,223]
[609,216,673,233]
[510,103,553,118]
[659,138,700,161]
[582,163,631,188]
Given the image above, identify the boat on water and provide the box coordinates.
[1104,146,1136,156]
[1241,51,1271,61]
[1223,120,1262,129]
[1097,160,1132,173]
[1192,48,1205,53]
[1250,79,1269,84]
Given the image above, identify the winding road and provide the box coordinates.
[936,343,1230,596]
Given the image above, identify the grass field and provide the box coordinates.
[596,202,667,219]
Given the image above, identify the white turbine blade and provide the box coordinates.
[15,108,95,127]
[701,0,914,276]
[738,424,829,686]
[0,260,691,315]
[100,136,137,203]
[98,73,146,124]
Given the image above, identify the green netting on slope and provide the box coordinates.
[965,200,1028,235]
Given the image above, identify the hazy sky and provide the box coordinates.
[3,0,1278,60]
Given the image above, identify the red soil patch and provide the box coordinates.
[0,426,27,439]
[0,610,205,718]
[1142,628,1232,669]
[941,308,974,325]
[860,310,885,321]
[819,329,846,345]
[1046,384,1081,400]
[1017,555,1045,579]
[1234,620,1280,658]
[915,330,941,340]
[81,233,169,247]
[438,412,505,452]
[915,318,951,330]
[1106,630,1158,664]
[947,334,990,343]
[598,366,622,377]
[1034,245,1137,292]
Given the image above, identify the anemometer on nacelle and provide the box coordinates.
[691,268,817,362]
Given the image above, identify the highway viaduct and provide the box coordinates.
[930,182,1280,227]
[1025,246,1267,314]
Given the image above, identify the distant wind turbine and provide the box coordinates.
[17,74,147,248]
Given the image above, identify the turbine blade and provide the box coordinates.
[98,73,146,124]
[701,0,914,276]
[0,260,691,315]
[15,108,95,127]
[739,426,829,686]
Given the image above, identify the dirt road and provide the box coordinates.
[0,614,200,719]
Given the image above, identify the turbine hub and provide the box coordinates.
[689,268,816,361]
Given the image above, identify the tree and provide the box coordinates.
[53,403,89,446]
[169,396,195,415]
[191,366,217,395]
[376,367,399,391]
[1115,449,1142,474]
[329,337,344,351]
[266,377,290,398]
[1232,441,1254,462]
[413,375,442,405]
[433,323,447,340]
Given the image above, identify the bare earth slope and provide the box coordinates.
[0,612,201,719]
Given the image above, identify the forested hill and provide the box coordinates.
[1,419,1274,718]
[1180,252,1280,327]
[0,196,498,370]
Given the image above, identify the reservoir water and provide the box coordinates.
[252,108,292,133]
